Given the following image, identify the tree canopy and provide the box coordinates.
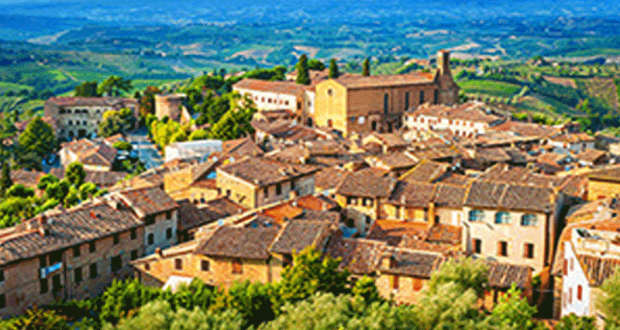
[328,59,339,79]
[75,81,100,97]
[17,117,56,170]
[362,58,371,76]
[296,54,311,85]
[98,76,133,97]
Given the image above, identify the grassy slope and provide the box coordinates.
[575,78,619,112]
[458,80,522,98]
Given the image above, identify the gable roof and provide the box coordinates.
[380,249,445,278]
[233,78,307,96]
[330,72,435,89]
[335,171,396,198]
[464,181,555,213]
[117,187,179,217]
[218,157,319,187]
[199,226,279,260]
[270,220,332,255]
[325,237,389,275]
[388,181,436,208]
[400,160,449,183]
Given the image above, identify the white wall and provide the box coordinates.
[561,241,591,317]
[404,114,489,137]
[234,88,298,112]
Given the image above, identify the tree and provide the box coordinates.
[37,174,59,191]
[554,314,596,330]
[427,258,489,298]
[0,162,12,197]
[17,117,56,170]
[98,108,136,137]
[65,162,86,187]
[7,307,70,330]
[352,275,381,303]
[307,59,325,71]
[98,76,133,97]
[362,58,370,76]
[74,81,99,97]
[6,184,35,198]
[139,86,162,118]
[328,59,339,79]
[598,268,620,328]
[296,54,310,85]
[489,284,538,330]
[189,129,209,141]
[414,282,487,330]
[113,141,133,151]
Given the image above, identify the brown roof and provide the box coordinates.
[234,78,307,96]
[177,200,222,232]
[335,171,396,198]
[0,203,142,266]
[551,132,596,144]
[364,133,409,149]
[199,226,279,260]
[203,197,247,216]
[221,137,264,159]
[218,157,318,187]
[270,220,332,255]
[61,138,118,167]
[367,152,418,171]
[425,224,462,245]
[118,187,179,217]
[474,147,512,164]
[576,149,607,164]
[486,261,531,289]
[400,160,449,183]
[331,72,434,89]
[436,173,470,187]
[367,220,430,246]
[325,237,388,275]
[380,249,445,278]
[388,181,436,208]
[409,101,502,124]
[477,164,555,188]
[490,120,557,138]
[84,171,127,188]
[46,96,137,108]
[433,184,467,208]
[464,181,555,213]
[11,169,45,188]
[577,254,620,286]
[408,146,463,162]
[588,165,620,183]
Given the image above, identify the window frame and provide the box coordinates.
[232,258,243,275]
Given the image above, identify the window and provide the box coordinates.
[50,251,62,264]
[468,210,484,222]
[111,256,122,273]
[144,263,150,271]
[327,89,333,96]
[0,294,5,309]
[498,241,508,257]
[420,91,425,104]
[495,212,511,224]
[68,120,73,126]
[130,229,137,240]
[268,98,272,103]
[89,241,96,253]
[166,211,172,220]
[276,183,282,196]
[131,250,138,261]
[570,258,574,271]
[569,287,573,304]
[473,239,482,254]
[113,234,120,245]
[201,260,210,272]
[174,258,183,270]
[384,94,389,115]
[40,278,48,294]
[82,120,87,125]
[524,243,534,259]
[145,216,155,226]
[263,187,269,198]
[563,259,568,276]
[232,258,243,274]
[0,270,4,283]
[285,100,290,106]
[391,275,399,290]
[346,196,357,205]
[521,214,538,226]
[577,285,583,301]
[291,180,296,190]
[148,234,154,245]
[405,92,410,110]
[434,90,439,104]
[74,267,82,283]
[413,278,423,292]
[73,245,81,258]
[364,198,374,207]
[166,228,173,239]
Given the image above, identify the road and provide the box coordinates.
[126,129,164,170]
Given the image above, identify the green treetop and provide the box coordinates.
[296,54,311,85]
[328,58,339,79]
[362,58,370,76]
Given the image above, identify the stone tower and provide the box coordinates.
[435,50,459,105]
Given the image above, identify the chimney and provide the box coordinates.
[437,50,451,77]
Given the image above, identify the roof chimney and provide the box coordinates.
[437,50,451,77]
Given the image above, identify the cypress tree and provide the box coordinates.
[362,58,370,76]
[0,162,12,197]
[296,54,310,85]
[328,59,339,79]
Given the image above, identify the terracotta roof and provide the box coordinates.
[367,220,430,246]
[177,200,222,232]
[474,147,512,164]
[261,203,305,225]
[551,132,595,144]
[433,184,467,208]
[304,140,348,157]
[425,224,462,245]
[335,171,396,198]
[388,181,436,208]
[325,237,388,275]
[253,121,324,142]
[588,165,620,183]
[270,219,332,255]
[0,203,142,266]
[199,226,279,260]
[576,149,606,164]
[234,78,307,96]
[294,195,339,212]
[408,146,463,162]
[297,210,340,223]
[380,249,445,278]
[84,171,127,188]
[477,164,555,188]
[486,261,531,289]
[408,101,502,124]
[490,120,557,138]
[330,73,434,89]
[46,96,137,107]
[366,152,418,171]
[203,197,247,216]
[61,138,118,167]
[577,254,620,286]
[221,137,264,159]
[436,173,470,187]
[218,157,318,187]
[400,160,449,183]
[464,181,555,213]
[118,187,179,217]
[10,169,45,188]
[364,133,409,149]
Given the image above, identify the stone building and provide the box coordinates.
[312,50,459,137]
[154,94,187,123]
[586,166,620,201]
[44,97,138,140]
[59,138,118,172]
[0,202,144,318]
[233,79,307,120]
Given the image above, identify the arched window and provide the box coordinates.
[384,94,389,115]
[468,210,483,222]
[82,120,87,126]
[59,109,65,114]
[68,120,73,126]
[495,212,511,224]
[521,214,538,226]
[67,109,72,114]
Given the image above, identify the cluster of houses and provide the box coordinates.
[3,50,620,326]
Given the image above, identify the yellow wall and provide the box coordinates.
[588,180,620,201]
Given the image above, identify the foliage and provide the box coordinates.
[37,174,59,191]
[17,117,56,170]
[210,281,276,328]
[488,284,537,330]
[415,281,487,330]
[207,93,256,141]
[65,162,87,187]
[0,162,12,197]
[188,129,209,141]
[328,59,339,79]
[307,59,325,71]
[296,54,310,85]
[98,76,133,97]
[427,258,489,298]
[6,184,35,198]
[351,275,381,303]
[74,81,100,97]
[6,307,70,330]
[554,314,596,330]
[362,58,370,76]
[598,267,620,328]
[98,108,136,138]
[139,86,163,118]
[113,141,133,151]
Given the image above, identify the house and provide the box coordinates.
[586,166,620,201]
[463,181,563,272]
[312,50,459,137]
[576,149,608,167]
[364,152,419,178]
[0,201,144,318]
[548,132,596,154]
[164,140,223,163]
[216,157,319,209]
[383,181,436,223]
[115,187,180,255]
[334,171,397,233]
[44,97,138,140]
[163,160,219,203]
[59,138,118,172]
[233,79,307,119]
[404,101,504,138]
[361,133,409,154]
[10,169,46,196]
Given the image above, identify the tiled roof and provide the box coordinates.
[366,152,418,170]
[425,224,462,245]
[325,237,388,275]
[433,184,467,208]
[61,138,118,167]
[234,78,307,96]
[587,165,620,183]
[364,133,409,148]
[576,149,606,164]
[261,204,305,225]
[294,195,339,212]
[203,197,247,216]
[219,157,319,187]
[408,101,502,124]
[399,160,449,183]
[335,171,396,198]
[11,169,45,188]
[177,200,222,232]
[0,203,142,266]
[408,146,463,162]
[477,164,555,188]
[388,181,436,208]
[221,137,264,159]
[380,249,445,278]
[436,173,470,187]
[551,132,596,143]
[270,220,332,255]
[199,226,279,260]
[474,147,512,164]
[577,254,620,286]
[464,181,555,213]
[118,187,179,217]
[331,73,434,89]
[84,171,127,188]
[297,210,340,223]
[46,96,137,107]
[490,120,557,138]
[486,261,531,289]
[367,220,430,246]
